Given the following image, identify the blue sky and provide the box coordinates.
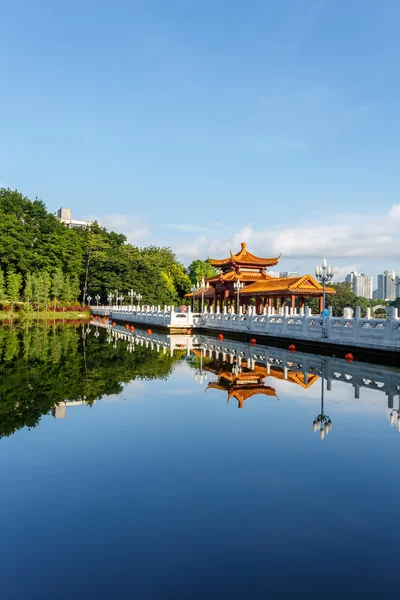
[1,0,400,283]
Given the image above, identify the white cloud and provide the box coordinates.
[86,214,150,244]
[173,204,400,263]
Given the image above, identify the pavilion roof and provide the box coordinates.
[240,274,335,295]
[210,242,281,268]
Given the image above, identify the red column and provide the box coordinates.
[319,296,324,313]
[300,297,305,309]
[290,295,295,309]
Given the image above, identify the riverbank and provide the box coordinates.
[0,310,90,322]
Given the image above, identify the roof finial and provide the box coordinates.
[241,242,247,252]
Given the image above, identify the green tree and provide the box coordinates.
[61,276,72,305]
[0,269,6,302]
[6,271,22,303]
[52,268,64,304]
[23,273,33,307]
[188,259,219,284]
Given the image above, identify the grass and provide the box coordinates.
[0,310,90,322]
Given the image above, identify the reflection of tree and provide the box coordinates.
[0,325,182,439]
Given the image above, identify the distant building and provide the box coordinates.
[374,270,397,301]
[279,271,299,278]
[345,271,373,299]
[266,270,281,278]
[57,207,93,229]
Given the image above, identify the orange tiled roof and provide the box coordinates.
[240,274,335,295]
[210,242,281,268]
[207,271,271,283]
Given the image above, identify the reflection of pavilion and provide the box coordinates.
[203,354,319,408]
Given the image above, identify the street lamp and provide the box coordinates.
[190,284,198,311]
[198,277,210,314]
[315,258,334,315]
[128,289,135,309]
[107,292,114,309]
[87,295,92,307]
[233,280,244,314]
[115,290,119,309]
[136,293,143,307]
[312,364,333,440]
[95,294,101,307]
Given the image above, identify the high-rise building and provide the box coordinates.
[345,271,373,299]
[374,271,397,301]
[279,271,299,278]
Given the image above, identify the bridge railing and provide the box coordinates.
[90,304,400,350]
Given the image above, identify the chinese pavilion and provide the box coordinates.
[187,242,334,313]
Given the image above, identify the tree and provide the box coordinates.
[61,276,72,305]
[52,269,64,304]
[23,273,33,306]
[81,224,109,303]
[188,259,219,284]
[0,269,6,302]
[6,271,22,304]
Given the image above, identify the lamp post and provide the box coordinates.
[312,364,333,440]
[118,295,124,310]
[128,289,135,309]
[87,295,92,307]
[115,290,119,309]
[107,292,114,309]
[190,284,198,311]
[315,258,333,315]
[233,280,244,314]
[136,293,142,307]
[95,294,101,307]
[199,277,209,314]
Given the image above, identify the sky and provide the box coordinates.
[1,0,400,284]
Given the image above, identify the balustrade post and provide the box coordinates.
[366,307,371,320]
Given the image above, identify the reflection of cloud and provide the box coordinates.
[272,376,392,417]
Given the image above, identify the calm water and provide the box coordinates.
[1,322,400,599]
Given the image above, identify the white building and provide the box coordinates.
[345,271,373,299]
[374,271,398,301]
[57,207,93,229]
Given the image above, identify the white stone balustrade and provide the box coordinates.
[91,304,400,351]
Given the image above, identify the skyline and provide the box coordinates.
[1,1,400,279]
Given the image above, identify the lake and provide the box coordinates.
[1,322,400,599]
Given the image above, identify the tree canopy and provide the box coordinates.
[187,259,219,284]
[0,188,191,306]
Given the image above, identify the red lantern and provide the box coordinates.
[218,333,224,341]
[125,324,129,329]
[112,322,116,326]
[186,329,192,335]
[289,344,296,353]
[250,338,256,345]
[147,328,152,335]
[345,353,354,363]
[130,326,135,332]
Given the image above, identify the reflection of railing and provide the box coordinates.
[92,321,400,407]
[91,305,400,350]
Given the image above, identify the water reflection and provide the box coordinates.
[1,321,400,440]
